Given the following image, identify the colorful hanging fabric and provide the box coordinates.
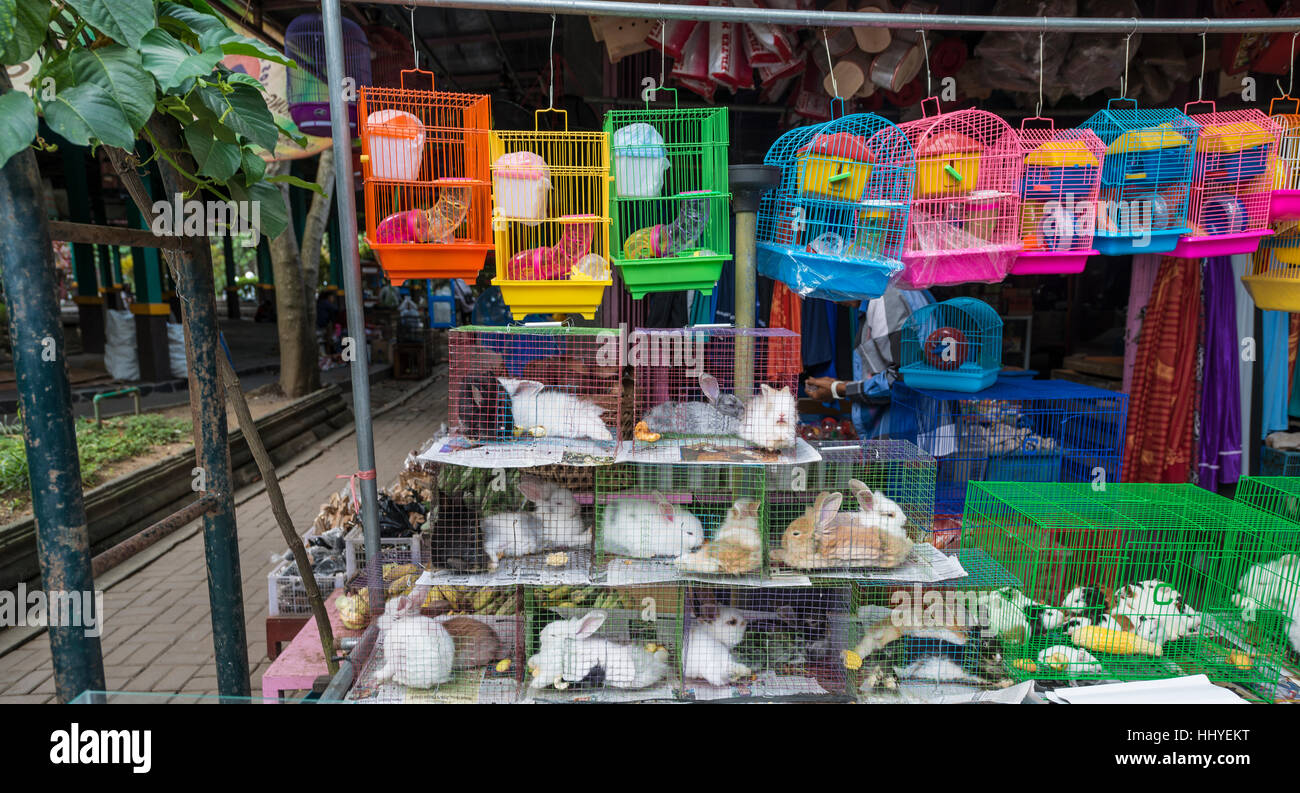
[1123,254,1162,394]
[1197,257,1242,490]
[767,280,802,382]
[1261,310,1291,439]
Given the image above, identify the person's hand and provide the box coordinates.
[805,376,837,401]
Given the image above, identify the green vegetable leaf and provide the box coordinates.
[0,91,38,171]
[197,81,278,152]
[185,125,241,182]
[70,45,154,131]
[265,173,326,196]
[65,0,156,49]
[140,28,221,92]
[44,83,135,149]
[240,148,266,185]
[2,0,50,64]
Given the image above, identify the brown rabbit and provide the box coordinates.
[675,499,762,575]
[773,482,913,570]
[441,616,503,669]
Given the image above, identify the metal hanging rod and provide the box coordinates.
[359,0,1300,33]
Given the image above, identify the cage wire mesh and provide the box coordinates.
[890,377,1129,518]
[1172,104,1280,257]
[630,327,801,456]
[1013,121,1105,275]
[358,71,492,282]
[594,464,766,579]
[1243,227,1300,311]
[347,584,523,703]
[1260,443,1300,476]
[523,585,682,700]
[605,100,731,298]
[961,483,1300,697]
[896,103,1024,289]
[284,14,372,136]
[489,113,612,319]
[447,326,623,464]
[1267,96,1300,223]
[681,584,854,701]
[1079,101,1198,256]
[899,297,1003,393]
[1235,476,1300,526]
[755,112,914,302]
[766,440,935,576]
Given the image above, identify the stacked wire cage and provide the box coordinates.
[605,95,731,298]
[898,297,1002,393]
[445,326,623,465]
[490,111,612,319]
[1013,119,1105,275]
[890,376,1129,518]
[1267,96,1300,222]
[284,14,372,136]
[755,111,915,302]
[1171,103,1279,257]
[895,100,1024,289]
[593,464,767,579]
[1243,227,1300,311]
[523,585,682,701]
[630,327,802,458]
[358,70,492,282]
[680,584,855,701]
[1080,100,1198,256]
[962,482,1300,698]
[765,440,934,576]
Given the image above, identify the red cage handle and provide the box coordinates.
[920,96,941,118]
[534,107,569,131]
[1183,99,1216,115]
[1270,96,1300,117]
[400,68,437,92]
[1020,116,1055,132]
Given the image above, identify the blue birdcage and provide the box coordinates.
[285,14,372,137]
[1080,100,1198,256]
[890,375,1129,517]
[755,110,914,302]
[899,297,1002,393]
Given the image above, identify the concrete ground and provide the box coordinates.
[0,373,447,703]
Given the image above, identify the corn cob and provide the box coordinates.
[1069,625,1162,657]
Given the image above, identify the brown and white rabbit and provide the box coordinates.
[737,384,798,452]
[675,499,762,575]
[772,481,913,570]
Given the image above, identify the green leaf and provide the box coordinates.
[2,0,49,64]
[240,148,266,185]
[265,173,326,196]
[185,125,241,182]
[65,0,155,49]
[219,37,296,68]
[224,72,264,91]
[140,28,221,92]
[185,91,238,144]
[230,179,287,241]
[0,91,37,170]
[43,83,134,149]
[158,1,234,51]
[273,114,308,147]
[197,81,278,152]
[70,45,154,132]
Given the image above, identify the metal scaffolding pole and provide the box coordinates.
[359,0,1300,33]
[322,0,383,572]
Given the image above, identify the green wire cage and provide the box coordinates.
[604,93,730,298]
[961,482,1300,700]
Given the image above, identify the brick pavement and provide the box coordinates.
[0,376,446,703]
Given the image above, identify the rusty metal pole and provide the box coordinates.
[0,78,106,702]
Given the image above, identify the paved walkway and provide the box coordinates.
[0,375,447,703]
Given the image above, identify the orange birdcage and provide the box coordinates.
[1267,95,1300,223]
[358,69,492,283]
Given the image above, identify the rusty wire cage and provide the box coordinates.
[358,69,493,283]
[1013,119,1105,275]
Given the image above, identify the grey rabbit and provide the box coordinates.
[640,373,744,436]
[426,489,492,572]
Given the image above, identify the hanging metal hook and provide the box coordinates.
[405,3,419,69]
[547,13,557,110]
[660,19,667,96]
[823,29,839,100]
[918,28,931,97]
[1197,19,1209,101]
[1287,32,1299,97]
[1037,24,1045,117]
[1121,18,1137,99]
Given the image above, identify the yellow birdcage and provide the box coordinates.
[1243,227,1300,312]
[489,110,612,320]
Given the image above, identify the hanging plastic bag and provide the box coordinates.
[105,309,140,382]
[671,24,714,101]
[709,21,752,93]
[973,0,1076,101]
[167,322,187,379]
[645,14,699,59]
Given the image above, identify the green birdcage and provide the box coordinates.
[962,482,1300,700]
[604,92,730,298]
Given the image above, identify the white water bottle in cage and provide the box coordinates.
[623,194,710,259]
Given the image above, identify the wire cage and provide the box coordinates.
[1260,444,1300,476]
[489,110,612,319]
[593,464,766,579]
[345,584,524,703]
[899,297,1003,393]
[1235,476,1300,526]
[1243,227,1300,311]
[680,584,854,701]
[523,585,682,701]
[1079,100,1198,256]
[1267,96,1300,222]
[284,14,372,137]
[445,325,623,465]
[364,25,417,89]
[962,482,1299,697]
[357,70,492,283]
[890,375,1129,518]
[1012,119,1105,275]
[1172,103,1280,257]
[630,327,802,457]
[605,95,731,298]
[765,440,935,576]
[895,99,1024,289]
[755,110,914,302]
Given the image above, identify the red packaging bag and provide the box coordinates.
[671,23,710,83]
[645,12,701,59]
[709,21,752,92]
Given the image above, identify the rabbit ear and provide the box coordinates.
[760,383,775,395]
[470,383,484,406]
[816,493,843,528]
[575,610,607,639]
[849,480,874,511]
[518,475,551,502]
[653,491,676,522]
[699,373,720,403]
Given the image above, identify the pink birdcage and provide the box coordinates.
[896,99,1024,289]
[1172,102,1280,258]
[1012,119,1105,276]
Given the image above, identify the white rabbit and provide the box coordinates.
[498,377,613,442]
[848,480,908,538]
[374,587,455,688]
[601,492,704,558]
[683,605,751,686]
[1235,557,1300,656]
[737,384,798,452]
[482,510,541,569]
[519,475,590,549]
[528,610,670,690]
